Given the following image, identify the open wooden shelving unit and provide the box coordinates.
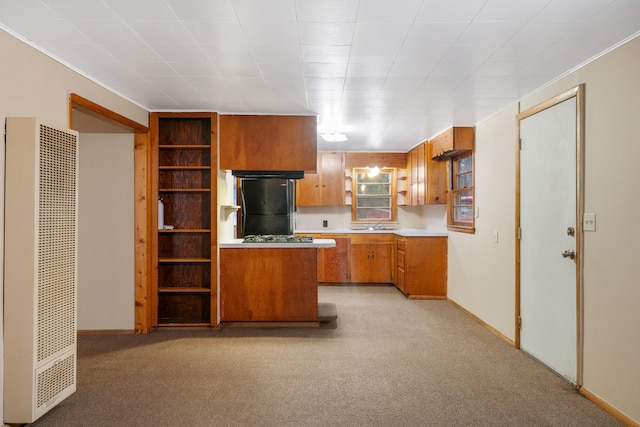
[151,112,218,327]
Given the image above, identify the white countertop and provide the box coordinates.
[220,238,336,249]
[296,229,448,237]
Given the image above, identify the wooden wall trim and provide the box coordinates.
[134,132,152,333]
[68,93,152,333]
[447,298,515,346]
[69,93,148,133]
[579,388,640,427]
[345,152,407,169]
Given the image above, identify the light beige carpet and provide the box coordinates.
[30,285,621,426]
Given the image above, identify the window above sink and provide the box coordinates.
[351,167,398,224]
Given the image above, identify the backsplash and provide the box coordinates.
[295,205,446,231]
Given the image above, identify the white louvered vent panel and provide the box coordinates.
[35,352,76,409]
[4,118,79,424]
[37,124,77,362]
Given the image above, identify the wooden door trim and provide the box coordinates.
[68,93,153,334]
[515,84,585,386]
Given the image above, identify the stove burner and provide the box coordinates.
[242,234,314,244]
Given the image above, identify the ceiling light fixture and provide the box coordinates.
[321,132,348,142]
[367,166,380,178]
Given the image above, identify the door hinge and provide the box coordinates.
[517,316,522,330]
[518,227,522,240]
[519,138,522,150]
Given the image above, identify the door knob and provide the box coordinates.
[561,249,575,260]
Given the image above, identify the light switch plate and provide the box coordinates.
[583,213,596,231]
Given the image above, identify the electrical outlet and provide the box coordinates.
[322,220,328,228]
[583,213,596,231]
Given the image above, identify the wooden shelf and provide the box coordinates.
[158,257,211,263]
[157,322,211,327]
[159,165,211,170]
[159,144,210,149]
[158,229,210,233]
[159,287,210,293]
[153,113,217,328]
[159,188,210,192]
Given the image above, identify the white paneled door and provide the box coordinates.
[518,91,581,385]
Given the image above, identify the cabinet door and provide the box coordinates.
[296,172,321,206]
[430,127,474,159]
[426,142,447,205]
[349,244,372,283]
[369,243,393,283]
[318,236,350,282]
[409,149,418,206]
[220,115,317,171]
[404,237,448,297]
[417,143,426,205]
[320,152,345,206]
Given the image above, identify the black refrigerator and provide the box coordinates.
[241,178,295,236]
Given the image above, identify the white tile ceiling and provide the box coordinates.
[1,0,639,151]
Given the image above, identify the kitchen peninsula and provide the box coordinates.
[219,238,336,323]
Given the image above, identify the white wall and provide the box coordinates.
[0,28,148,422]
[295,204,447,231]
[78,133,135,330]
[448,35,640,423]
[447,103,518,339]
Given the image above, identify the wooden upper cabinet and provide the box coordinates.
[297,151,345,206]
[405,141,447,206]
[320,152,346,205]
[430,126,474,159]
[296,170,322,206]
[416,143,426,205]
[407,142,426,206]
[219,115,317,171]
[425,142,447,205]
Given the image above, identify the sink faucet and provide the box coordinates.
[373,222,383,230]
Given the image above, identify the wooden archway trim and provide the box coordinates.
[68,93,153,334]
[69,93,148,133]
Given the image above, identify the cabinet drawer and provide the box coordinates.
[350,233,394,245]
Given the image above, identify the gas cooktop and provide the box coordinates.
[242,234,314,244]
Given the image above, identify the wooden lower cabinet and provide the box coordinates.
[307,233,396,284]
[349,234,394,283]
[220,248,318,321]
[316,235,350,282]
[395,236,447,298]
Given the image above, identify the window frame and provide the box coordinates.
[351,167,398,223]
[447,152,475,233]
